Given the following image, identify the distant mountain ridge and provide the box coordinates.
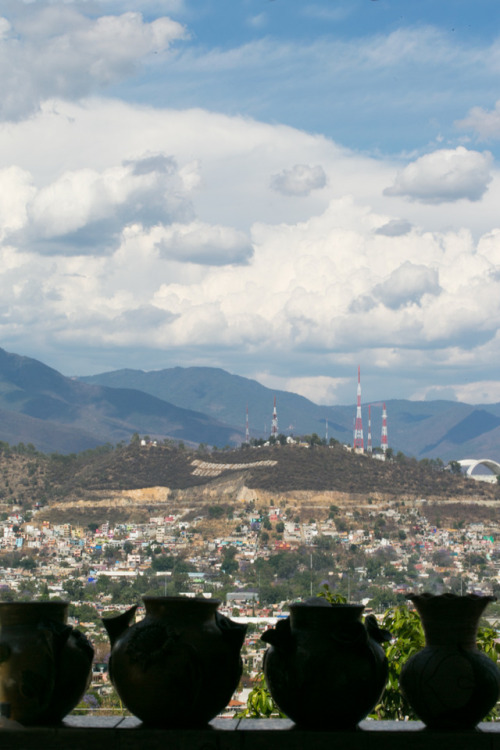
[81,366,500,463]
[0,348,240,453]
[0,347,497,461]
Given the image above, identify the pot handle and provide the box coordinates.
[215,611,248,651]
[365,614,392,645]
[261,618,294,653]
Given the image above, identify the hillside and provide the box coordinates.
[0,348,241,452]
[44,444,499,498]
[0,442,496,525]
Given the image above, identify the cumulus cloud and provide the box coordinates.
[0,167,36,240]
[107,305,179,333]
[384,147,493,204]
[156,221,254,266]
[256,373,351,406]
[1,100,500,400]
[8,154,194,255]
[413,381,500,404]
[372,262,441,310]
[375,219,412,237]
[271,164,327,197]
[0,8,186,120]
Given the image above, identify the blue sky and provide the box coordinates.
[2,0,500,405]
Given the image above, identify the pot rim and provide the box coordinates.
[406,592,496,604]
[290,601,364,610]
[142,595,221,606]
[0,600,69,607]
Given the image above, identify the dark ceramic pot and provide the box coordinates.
[400,593,500,730]
[261,599,389,729]
[103,596,247,727]
[0,601,94,725]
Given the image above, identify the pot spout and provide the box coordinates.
[102,605,138,648]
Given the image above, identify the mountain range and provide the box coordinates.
[0,346,498,463]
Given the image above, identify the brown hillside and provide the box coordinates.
[0,443,497,525]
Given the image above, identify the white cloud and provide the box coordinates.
[384,147,493,204]
[7,153,194,254]
[271,164,327,197]
[255,373,351,406]
[375,219,412,237]
[372,262,441,310]
[0,167,36,240]
[0,8,186,120]
[156,221,254,266]
[1,99,500,398]
[457,101,500,141]
[413,381,500,404]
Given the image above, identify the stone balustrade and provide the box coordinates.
[2,718,500,750]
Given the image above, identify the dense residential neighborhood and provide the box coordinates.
[3,497,500,617]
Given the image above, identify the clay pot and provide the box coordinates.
[103,596,247,727]
[261,598,389,729]
[400,593,500,730]
[0,601,94,725]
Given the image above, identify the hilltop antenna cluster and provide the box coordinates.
[367,404,372,454]
[243,373,388,452]
[381,402,388,455]
[245,404,250,444]
[271,396,278,437]
[353,366,364,453]
[353,368,389,457]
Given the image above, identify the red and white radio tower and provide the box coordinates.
[271,396,278,437]
[381,402,388,456]
[353,366,364,453]
[367,404,372,454]
[245,405,250,444]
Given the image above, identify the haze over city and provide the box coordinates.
[2,1,500,406]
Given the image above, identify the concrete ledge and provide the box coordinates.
[1,718,500,750]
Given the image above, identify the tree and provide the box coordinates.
[151,554,175,571]
[208,505,225,519]
[237,675,286,718]
[20,556,37,572]
[432,548,454,567]
[305,433,323,448]
[221,549,239,576]
[449,460,462,475]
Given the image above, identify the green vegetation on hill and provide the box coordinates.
[0,440,496,522]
